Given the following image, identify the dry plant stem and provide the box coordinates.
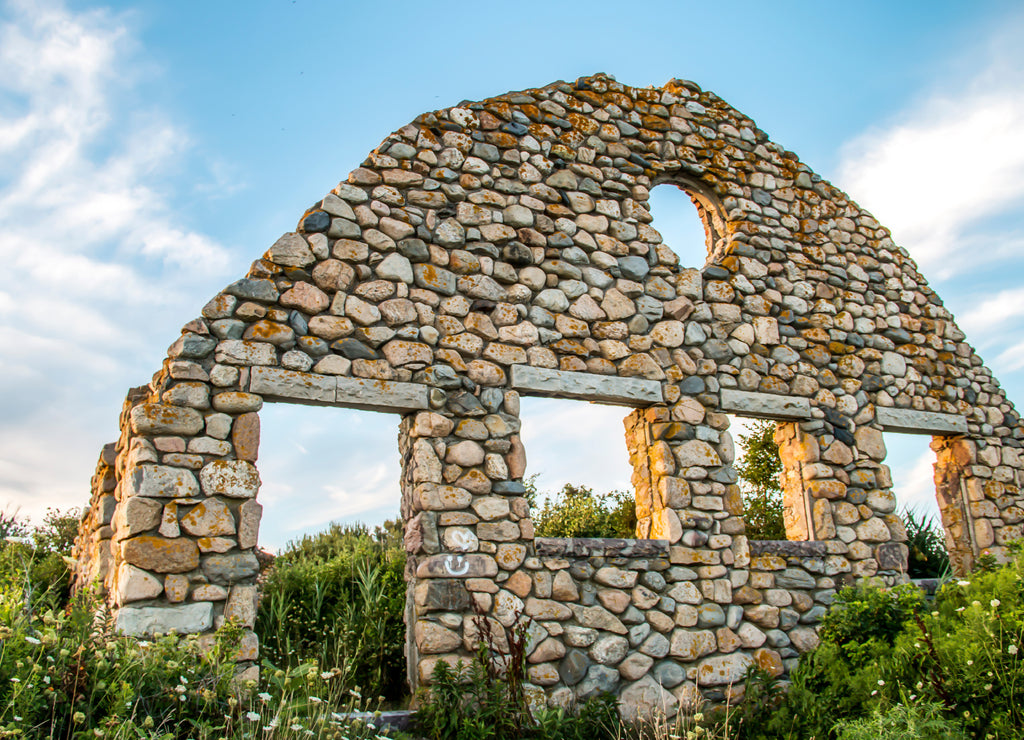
[912,614,954,709]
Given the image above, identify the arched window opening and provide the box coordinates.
[647,181,725,268]
[517,396,635,538]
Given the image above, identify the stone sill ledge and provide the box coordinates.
[534,537,669,558]
[748,540,828,557]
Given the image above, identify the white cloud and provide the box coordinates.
[0,0,234,523]
[836,20,1024,280]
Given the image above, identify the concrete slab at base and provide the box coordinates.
[510,365,663,406]
[115,602,213,636]
[875,407,968,435]
[719,389,812,420]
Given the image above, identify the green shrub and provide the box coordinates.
[901,507,951,578]
[0,512,401,739]
[529,483,636,539]
[255,520,408,703]
[743,541,1024,740]
[413,617,619,740]
[833,701,968,740]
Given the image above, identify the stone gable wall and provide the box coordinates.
[71,73,1024,709]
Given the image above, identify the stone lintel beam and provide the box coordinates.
[249,367,335,404]
[509,365,663,407]
[875,407,968,436]
[719,389,812,421]
[248,367,428,413]
[334,376,429,413]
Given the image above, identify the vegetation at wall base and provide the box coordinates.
[254,519,408,704]
[901,506,952,579]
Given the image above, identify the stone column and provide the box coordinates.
[402,388,529,691]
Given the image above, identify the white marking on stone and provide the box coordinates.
[444,555,470,576]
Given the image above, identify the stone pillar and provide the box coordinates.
[402,389,529,691]
[774,422,816,541]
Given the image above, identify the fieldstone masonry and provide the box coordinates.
[72,73,1024,712]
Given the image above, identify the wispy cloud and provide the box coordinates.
[0,0,233,521]
[836,16,1024,281]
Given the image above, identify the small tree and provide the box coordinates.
[736,420,787,540]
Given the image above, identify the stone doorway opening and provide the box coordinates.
[254,401,410,703]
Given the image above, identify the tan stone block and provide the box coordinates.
[525,598,572,621]
[116,563,162,604]
[232,412,260,462]
[237,500,262,549]
[495,543,526,570]
[164,574,189,603]
[505,570,533,598]
[597,589,631,614]
[122,536,199,574]
[416,620,462,654]
[191,584,228,601]
[197,537,235,553]
[551,570,579,601]
[181,499,236,537]
[224,584,258,628]
[669,628,716,661]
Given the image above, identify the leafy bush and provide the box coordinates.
[255,520,408,703]
[528,482,636,539]
[901,507,951,578]
[742,540,1024,740]
[735,421,786,540]
[0,512,400,739]
[833,701,968,740]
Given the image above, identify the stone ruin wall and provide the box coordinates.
[71,74,1024,711]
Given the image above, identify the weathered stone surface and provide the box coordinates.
[694,653,754,686]
[669,629,717,661]
[249,367,335,403]
[116,602,213,636]
[116,563,162,604]
[201,551,260,585]
[875,407,967,435]
[130,404,204,436]
[335,376,429,412]
[571,604,627,634]
[619,675,677,722]
[180,499,235,537]
[122,536,199,573]
[719,389,812,420]
[509,365,662,406]
[200,460,260,498]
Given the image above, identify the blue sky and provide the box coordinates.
[2,0,1024,549]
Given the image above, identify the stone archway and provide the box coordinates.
[72,73,1024,709]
